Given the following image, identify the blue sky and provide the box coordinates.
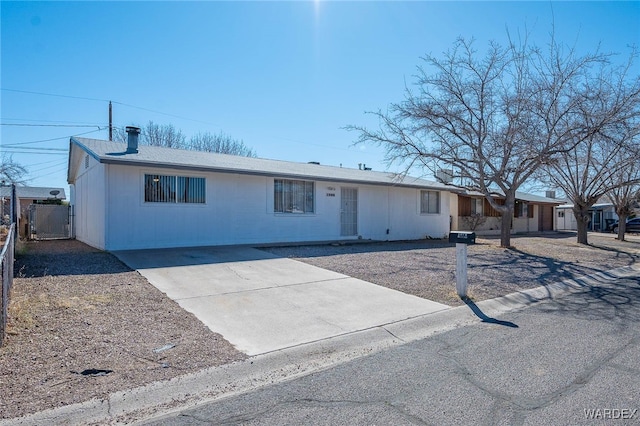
[2,1,639,196]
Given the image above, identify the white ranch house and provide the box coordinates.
[555,203,619,232]
[67,132,459,251]
[455,191,561,235]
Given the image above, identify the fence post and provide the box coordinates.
[10,184,17,256]
[1,224,15,347]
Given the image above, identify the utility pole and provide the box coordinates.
[109,101,113,141]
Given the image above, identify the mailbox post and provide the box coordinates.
[449,231,476,298]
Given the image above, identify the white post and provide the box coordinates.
[456,242,468,298]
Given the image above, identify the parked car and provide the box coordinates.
[607,217,640,233]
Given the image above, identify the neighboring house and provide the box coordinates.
[0,186,67,238]
[67,129,459,251]
[454,191,561,235]
[555,203,618,232]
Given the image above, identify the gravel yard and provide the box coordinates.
[0,240,246,420]
[262,232,640,306]
[0,232,638,421]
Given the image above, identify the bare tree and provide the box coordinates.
[605,143,640,241]
[112,126,127,144]
[609,184,640,241]
[189,132,257,157]
[348,35,620,248]
[113,121,186,148]
[141,121,187,149]
[540,53,640,244]
[0,153,28,185]
[543,135,639,244]
[460,213,487,232]
[114,123,257,157]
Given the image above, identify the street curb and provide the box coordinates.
[3,264,639,425]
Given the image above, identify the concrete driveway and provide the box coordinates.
[114,246,449,356]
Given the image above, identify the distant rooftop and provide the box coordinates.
[0,186,66,200]
[69,137,456,191]
[462,189,561,204]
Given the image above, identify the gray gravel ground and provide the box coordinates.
[1,232,637,421]
[0,240,247,420]
[262,232,640,306]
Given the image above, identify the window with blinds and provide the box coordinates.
[144,174,205,204]
[274,179,314,213]
[420,190,440,214]
[514,201,533,218]
[471,198,483,215]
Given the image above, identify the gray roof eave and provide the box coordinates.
[69,137,454,191]
[98,156,450,190]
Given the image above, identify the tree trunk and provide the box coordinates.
[573,205,590,245]
[500,212,512,248]
[499,193,516,248]
[617,213,627,241]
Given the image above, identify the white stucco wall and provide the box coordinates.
[449,192,458,232]
[555,206,578,230]
[71,154,106,249]
[98,164,453,250]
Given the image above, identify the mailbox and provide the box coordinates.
[449,231,476,244]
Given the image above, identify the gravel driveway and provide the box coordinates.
[262,232,640,306]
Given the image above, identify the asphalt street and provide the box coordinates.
[142,274,640,426]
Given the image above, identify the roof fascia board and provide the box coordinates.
[70,137,102,162]
[68,137,102,184]
[460,191,560,205]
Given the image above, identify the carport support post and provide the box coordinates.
[456,243,468,298]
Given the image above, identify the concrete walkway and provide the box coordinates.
[114,246,449,356]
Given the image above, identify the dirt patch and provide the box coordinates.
[0,240,247,420]
[263,233,640,306]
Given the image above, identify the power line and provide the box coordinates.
[3,88,360,155]
[4,87,222,129]
[22,158,65,167]
[29,160,68,173]
[1,123,101,128]
[1,146,67,152]
[1,88,109,103]
[1,117,101,125]
[30,165,69,180]
[1,129,104,147]
[0,150,67,156]
[110,101,219,127]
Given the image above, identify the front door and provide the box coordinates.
[340,187,358,236]
[539,205,554,231]
[592,210,602,232]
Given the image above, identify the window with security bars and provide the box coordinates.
[420,190,440,214]
[274,179,314,213]
[144,174,205,204]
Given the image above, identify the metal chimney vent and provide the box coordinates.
[126,126,141,153]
